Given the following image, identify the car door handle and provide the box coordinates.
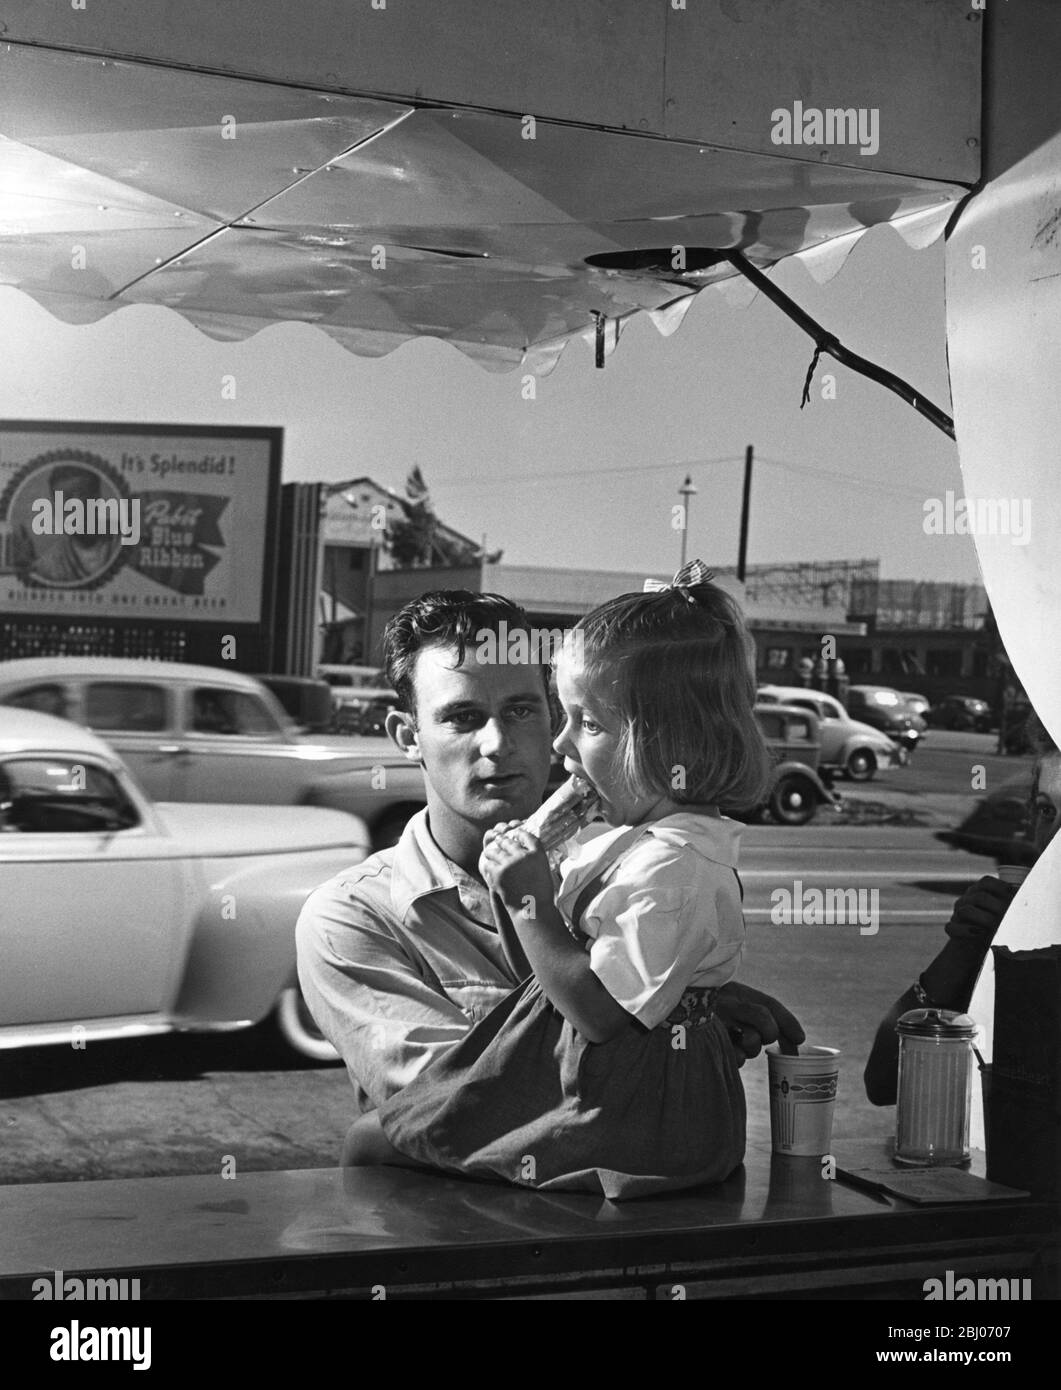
[156,744,190,756]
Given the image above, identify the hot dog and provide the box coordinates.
[521,774,601,852]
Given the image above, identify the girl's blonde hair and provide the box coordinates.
[566,580,771,811]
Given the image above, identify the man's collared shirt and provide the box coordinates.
[296,808,522,1112]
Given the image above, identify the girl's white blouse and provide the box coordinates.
[555,811,746,1029]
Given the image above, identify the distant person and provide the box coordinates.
[339,564,792,1199]
[865,726,1060,1105]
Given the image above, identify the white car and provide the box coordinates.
[0,708,367,1061]
[0,657,425,850]
[756,685,900,781]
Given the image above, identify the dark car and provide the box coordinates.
[925,694,993,732]
[254,674,336,734]
[743,704,841,826]
[845,684,925,757]
[936,771,1036,864]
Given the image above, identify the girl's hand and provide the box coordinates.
[480,823,554,913]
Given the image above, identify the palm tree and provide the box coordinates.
[385,467,501,567]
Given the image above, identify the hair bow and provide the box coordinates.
[643,559,716,593]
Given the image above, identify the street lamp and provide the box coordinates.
[678,475,698,569]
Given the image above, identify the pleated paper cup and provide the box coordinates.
[767,1044,841,1156]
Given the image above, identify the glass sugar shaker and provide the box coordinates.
[894,1008,978,1166]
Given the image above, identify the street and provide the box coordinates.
[0,813,1002,1186]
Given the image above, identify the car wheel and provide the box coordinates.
[768,775,818,826]
[845,748,877,782]
[272,987,340,1064]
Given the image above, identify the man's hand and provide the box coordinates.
[943,875,1018,944]
[918,875,1017,1005]
[715,982,805,1066]
[480,822,555,914]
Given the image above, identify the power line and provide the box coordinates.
[753,455,938,500]
[430,452,935,500]
[430,455,741,489]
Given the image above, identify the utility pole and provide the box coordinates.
[737,445,754,583]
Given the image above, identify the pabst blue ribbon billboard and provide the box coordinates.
[0,424,281,623]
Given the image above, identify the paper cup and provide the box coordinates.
[996,864,1030,885]
[767,1044,841,1156]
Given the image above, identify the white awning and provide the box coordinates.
[0,43,960,377]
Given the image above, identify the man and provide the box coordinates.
[297,589,804,1119]
[864,734,1061,1105]
[18,464,122,586]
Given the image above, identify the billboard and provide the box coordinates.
[0,422,281,627]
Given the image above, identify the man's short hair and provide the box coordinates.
[383,590,550,715]
[49,464,98,494]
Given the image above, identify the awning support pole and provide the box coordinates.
[592,311,606,368]
[724,251,956,441]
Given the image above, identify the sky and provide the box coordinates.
[0,218,983,586]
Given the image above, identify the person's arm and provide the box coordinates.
[713,981,806,1063]
[295,877,476,1109]
[863,875,1017,1106]
[481,825,634,1044]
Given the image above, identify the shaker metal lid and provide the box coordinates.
[897,1007,977,1038]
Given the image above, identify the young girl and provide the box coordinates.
[353,561,771,1200]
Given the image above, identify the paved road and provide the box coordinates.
[885,729,1026,797]
[741,825,987,923]
[0,823,999,1186]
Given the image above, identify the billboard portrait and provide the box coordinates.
[0,422,281,627]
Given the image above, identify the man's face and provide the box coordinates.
[399,642,552,833]
[1032,752,1061,854]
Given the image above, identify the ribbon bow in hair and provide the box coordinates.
[643,558,716,593]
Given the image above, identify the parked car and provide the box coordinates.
[756,685,898,781]
[0,658,425,850]
[925,694,993,732]
[936,770,1037,865]
[845,684,926,756]
[898,691,931,719]
[0,708,370,1061]
[744,704,842,825]
[331,687,400,736]
[254,673,336,734]
[318,665,400,735]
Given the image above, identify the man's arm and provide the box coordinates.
[714,981,806,1064]
[863,875,1016,1105]
[295,878,474,1110]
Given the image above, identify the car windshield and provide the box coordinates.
[0,757,140,832]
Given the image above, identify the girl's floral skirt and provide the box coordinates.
[378,976,746,1201]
